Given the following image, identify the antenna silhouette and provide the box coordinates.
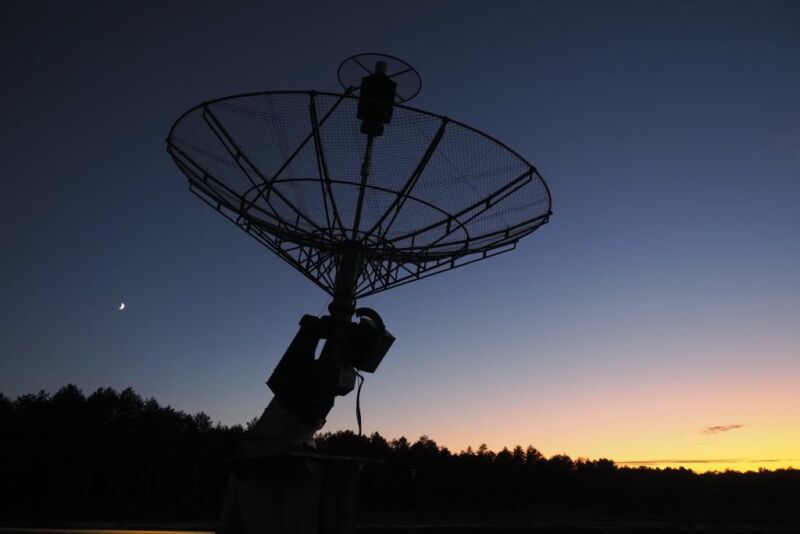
[166,53,552,534]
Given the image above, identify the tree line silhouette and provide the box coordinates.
[1,385,798,527]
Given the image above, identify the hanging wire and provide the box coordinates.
[355,369,365,436]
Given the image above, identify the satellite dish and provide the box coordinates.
[165,54,554,533]
[166,61,551,308]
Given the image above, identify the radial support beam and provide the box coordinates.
[366,118,448,243]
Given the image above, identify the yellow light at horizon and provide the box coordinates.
[414,363,800,474]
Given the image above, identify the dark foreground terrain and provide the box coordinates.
[2,387,798,533]
[1,519,799,534]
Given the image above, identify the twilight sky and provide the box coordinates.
[2,0,799,472]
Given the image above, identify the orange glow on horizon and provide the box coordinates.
[359,353,800,474]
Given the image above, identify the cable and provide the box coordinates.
[355,370,365,436]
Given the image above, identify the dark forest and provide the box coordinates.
[2,385,798,529]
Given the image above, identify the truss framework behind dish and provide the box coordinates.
[167,91,552,299]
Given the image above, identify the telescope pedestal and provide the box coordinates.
[217,249,384,534]
[218,450,367,534]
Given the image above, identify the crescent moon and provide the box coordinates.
[118,302,126,311]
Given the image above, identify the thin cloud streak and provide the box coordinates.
[703,424,743,434]
[618,458,798,466]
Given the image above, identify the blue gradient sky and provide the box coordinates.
[2,0,799,470]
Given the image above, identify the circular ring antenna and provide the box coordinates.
[338,53,422,103]
[167,91,551,298]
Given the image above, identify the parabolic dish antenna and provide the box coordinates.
[166,57,551,300]
[166,52,555,533]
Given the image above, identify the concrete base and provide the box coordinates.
[217,452,368,534]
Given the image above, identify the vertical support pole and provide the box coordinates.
[329,242,361,321]
[351,135,374,242]
[316,242,361,397]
